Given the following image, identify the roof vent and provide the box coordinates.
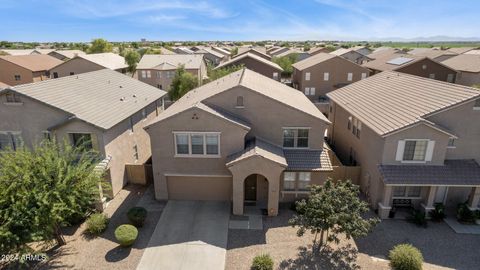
[120,97,126,101]
[133,94,137,98]
[119,85,123,88]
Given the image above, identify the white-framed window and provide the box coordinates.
[174,132,220,157]
[167,71,175,78]
[447,74,454,83]
[298,172,311,190]
[5,92,21,103]
[146,70,151,78]
[356,121,362,139]
[0,131,22,151]
[305,72,311,81]
[347,116,352,130]
[283,172,296,190]
[447,137,456,148]
[361,73,367,79]
[142,108,147,120]
[323,72,329,81]
[422,64,427,70]
[273,72,279,80]
[156,71,161,78]
[396,139,434,162]
[236,96,244,108]
[473,99,480,110]
[282,128,309,148]
[429,73,435,79]
[304,87,315,95]
[352,118,358,135]
[141,70,147,78]
[393,186,422,198]
[347,72,353,81]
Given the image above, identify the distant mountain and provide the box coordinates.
[367,35,480,42]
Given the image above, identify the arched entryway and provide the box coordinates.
[244,174,269,207]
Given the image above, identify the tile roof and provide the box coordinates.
[236,48,271,60]
[448,47,476,54]
[464,49,480,55]
[362,53,424,71]
[284,149,333,171]
[146,68,329,128]
[274,48,306,58]
[137,54,205,70]
[0,81,9,89]
[195,47,225,59]
[292,52,365,71]
[442,54,480,73]
[327,71,480,136]
[408,48,457,59]
[307,47,329,54]
[159,47,176,55]
[211,47,231,56]
[0,54,63,71]
[379,160,480,186]
[77,53,127,70]
[215,53,283,71]
[367,48,400,60]
[226,138,287,167]
[10,69,166,130]
[50,50,86,59]
[0,49,36,56]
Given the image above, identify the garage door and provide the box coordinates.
[167,176,232,201]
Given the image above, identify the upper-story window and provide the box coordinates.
[174,132,220,157]
[447,74,454,83]
[14,75,21,81]
[53,72,59,78]
[429,73,435,79]
[142,108,147,120]
[5,92,21,103]
[447,137,456,148]
[323,72,329,81]
[156,71,161,78]
[347,116,352,130]
[146,70,151,78]
[283,128,309,148]
[236,96,244,108]
[70,72,75,76]
[305,72,311,81]
[474,99,480,110]
[141,70,146,78]
[347,72,353,81]
[0,131,22,151]
[69,133,95,151]
[304,87,315,96]
[396,139,434,162]
[167,71,175,79]
[361,73,367,79]
[273,72,279,80]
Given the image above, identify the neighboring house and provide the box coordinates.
[307,47,331,56]
[194,47,226,66]
[235,48,272,61]
[362,53,458,82]
[238,46,268,56]
[0,54,63,86]
[268,47,290,57]
[135,54,207,90]
[448,47,476,54]
[408,48,458,62]
[158,47,176,55]
[0,81,9,90]
[327,71,480,219]
[291,52,369,110]
[214,53,283,81]
[144,68,353,216]
[442,54,480,86]
[211,47,231,58]
[330,48,372,64]
[367,48,401,60]
[465,49,480,55]
[0,69,167,196]
[48,50,86,61]
[174,47,195,54]
[0,49,38,56]
[49,53,128,78]
[274,48,310,61]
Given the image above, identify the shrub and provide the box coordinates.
[389,244,423,270]
[127,207,148,227]
[114,224,138,247]
[457,202,475,223]
[429,203,446,221]
[85,213,109,235]
[408,210,427,227]
[251,254,274,270]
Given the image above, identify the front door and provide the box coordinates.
[244,175,257,201]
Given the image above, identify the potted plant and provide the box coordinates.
[457,201,475,224]
[429,203,446,222]
[388,207,396,218]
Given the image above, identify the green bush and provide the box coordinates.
[389,244,423,270]
[429,203,446,221]
[114,224,138,247]
[85,213,109,235]
[251,254,273,270]
[408,210,427,227]
[457,202,475,223]
[127,207,148,227]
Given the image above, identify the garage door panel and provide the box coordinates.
[167,176,232,201]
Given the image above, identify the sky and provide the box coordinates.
[1,0,479,42]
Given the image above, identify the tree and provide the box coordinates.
[289,179,379,252]
[272,53,298,77]
[124,50,140,73]
[204,63,243,83]
[0,139,107,254]
[230,47,239,57]
[169,66,199,101]
[88,38,113,54]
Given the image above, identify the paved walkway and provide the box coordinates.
[445,217,480,234]
[136,200,230,270]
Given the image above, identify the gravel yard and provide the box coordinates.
[36,184,165,270]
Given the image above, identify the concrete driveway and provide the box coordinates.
[137,200,230,270]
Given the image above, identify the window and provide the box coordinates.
[447,74,454,83]
[14,75,21,81]
[236,96,244,107]
[347,72,353,81]
[298,172,311,190]
[305,72,311,81]
[0,132,22,151]
[53,72,59,78]
[70,72,74,76]
[156,71,161,78]
[474,99,480,110]
[133,145,139,161]
[129,117,134,132]
[141,70,147,78]
[5,92,21,103]
[146,70,151,78]
[283,128,309,148]
[429,73,435,79]
[142,108,147,120]
[403,140,428,161]
[273,72,279,80]
[356,121,362,139]
[361,73,367,79]
[283,172,295,190]
[349,147,357,165]
[323,72,329,81]
[352,118,358,135]
[422,64,427,70]
[70,133,93,150]
[304,87,315,95]
[393,186,422,198]
[347,116,352,130]
[167,71,175,78]
[174,132,220,157]
[448,137,456,148]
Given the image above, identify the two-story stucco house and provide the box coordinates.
[0,54,63,86]
[215,53,283,81]
[49,52,128,78]
[0,69,166,197]
[145,68,354,216]
[327,71,480,219]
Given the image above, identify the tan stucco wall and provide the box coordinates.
[0,58,38,86]
[136,68,200,90]
[292,57,369,100]
[454,71,480,87]
[49,58,105,78]
[395,58,457,82]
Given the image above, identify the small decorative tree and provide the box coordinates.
[289,179,379,252]
[88,38,113,54]
[124,50,140,73]
[168,65,199,101]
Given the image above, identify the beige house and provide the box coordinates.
[307,47,331,56]
[48,50,86,61]
[194,47,226,66]
[408,48,458,62]
[49,53,128,78]
[135,54,207,90]
[327,71,480,219]
[330,47,372,64]
[236,48,272,61]
[0,54,63,86]
[145,68,358,216]
[292,53,369,112]
[215,53,283,81]
[442,54,480,86]
[0,69,167,197]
